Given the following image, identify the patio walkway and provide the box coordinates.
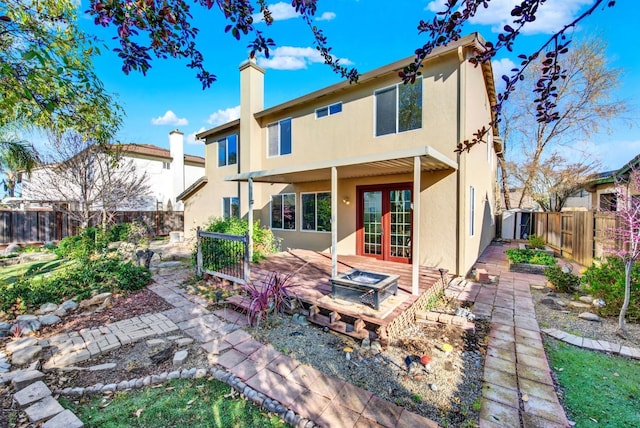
[446,243,571,428]
[150,266,439,427]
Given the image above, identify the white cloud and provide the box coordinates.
[425,0,447,13]
[491,57,516,92]
[252,2,299,23]
[206,106,241,126]
[577,139,640,172]
[257,46,353,70]
[151,110,188,126]
[469,0,592,35]
[316,11,336,21]
[187,127,207,145]
[426,0,592,35]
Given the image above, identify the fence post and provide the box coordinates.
[196,226,203,277]
[243,231,250,283]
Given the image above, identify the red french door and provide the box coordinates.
[356,183,412,264]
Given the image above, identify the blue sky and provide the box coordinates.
[78,0,638,170]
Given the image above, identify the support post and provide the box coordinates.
[196,226,202,277]
[247,177,254,268]
[331,167,338,279]
[412,156,421,296]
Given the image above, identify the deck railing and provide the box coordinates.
[196,227,250,284]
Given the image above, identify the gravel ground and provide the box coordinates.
[251,313,489,427]
[532,288,640,347]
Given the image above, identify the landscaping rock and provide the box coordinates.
[4,243,21,255]
[173,350,188,366]
[11,370,45,391]
[54,308,67,317]
[24,396,64,423]
[13,319,42,335]
[540,298,556,306]
[79,292,112,308]
[578,312,601,322]
[568,301,591,309]
[60,300,79,311]
[578,296,593,304]
[6,337,38,354]
[11,346,43,366]
[13,381,51,408]
[39,303,58,314]
[40,315,61,326]
[592,299,606,308]
[42,409,84,428]
[175,338,194,347]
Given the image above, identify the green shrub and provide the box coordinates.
[581,256,640,321]
[55,227,109,260]
[0,256,152,314]
[106,222,131,242]
[544,265,581,293]
[505,248,557,266]
[528,235,546,249]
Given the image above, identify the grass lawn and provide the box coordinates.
[0,258,68,284]
[545,338,640,427]
[59,378,289,428]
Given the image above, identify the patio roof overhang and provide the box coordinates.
[224,145,457,184]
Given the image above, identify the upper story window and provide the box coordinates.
[222,196,239,219]
[267,118,292,157]
[375,78,422,137]
[218,134,238,167]
[301,192,331,232]
[271,193,296,230]
[162,161,171,170]
[315,102,342,119]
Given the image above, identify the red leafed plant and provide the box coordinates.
[243,270,294,328]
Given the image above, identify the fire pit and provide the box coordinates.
[331,269,399,310]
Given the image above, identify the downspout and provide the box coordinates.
[456,45,466,276]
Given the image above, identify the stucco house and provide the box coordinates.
[181,33,502,279]
[20,130,204,212]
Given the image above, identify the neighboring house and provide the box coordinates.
[180,33,502,279]
[20,130,204,212]
[500,188,539,211]
[587,154,640,211]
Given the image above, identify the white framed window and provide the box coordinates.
[218,134,238,167]
[374,78,422,137]
[470,186,476,236]
[162,161,171,170]
[315,102,342,119]
[271,193,296,230]
[267,118,292,157]
[222,197,239,219]
[301,192,331,232]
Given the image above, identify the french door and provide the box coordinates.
[356,183,412,263]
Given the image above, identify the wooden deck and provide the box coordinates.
[225,249,446,341]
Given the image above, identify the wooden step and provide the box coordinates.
[225,295,252,312]
[306,313,371,340]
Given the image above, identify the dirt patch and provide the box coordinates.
[251,312,489,427]
[532,287,640,347]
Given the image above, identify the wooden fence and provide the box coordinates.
[0,210,183,245]
[532,211,617,267]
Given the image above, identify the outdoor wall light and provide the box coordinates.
[342,197,350,205]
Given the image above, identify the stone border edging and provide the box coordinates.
[542,328,640,359]
[55,365,320,428]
